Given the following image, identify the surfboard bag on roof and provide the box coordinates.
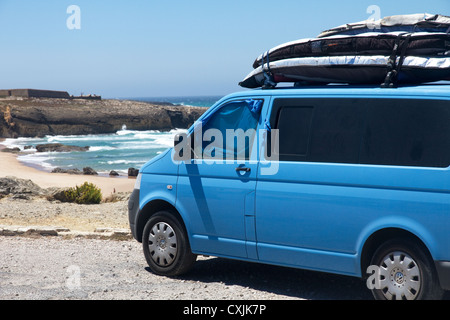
[318,13,450,38]
[253,32,450,69]
[240,13,450,89]
[239,55,450,89]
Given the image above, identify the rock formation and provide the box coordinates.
[36,143,89,153]
[0,176,46,199]
[0,98,206,138]
[128,168,139,177]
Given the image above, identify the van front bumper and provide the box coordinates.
[128,188,140,241]
[435,261,450,291]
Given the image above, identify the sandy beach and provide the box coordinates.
[0,145,136,232]
[0,150,136,195]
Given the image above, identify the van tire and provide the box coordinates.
[369,238,444,300]
[142,211,197,276]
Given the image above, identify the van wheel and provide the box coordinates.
[142,211,197,276]
[369,238,444,300]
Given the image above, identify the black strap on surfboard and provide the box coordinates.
[381,33,412,88]
[261,51,277,89]
[381,34,403,88]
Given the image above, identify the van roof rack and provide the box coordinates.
[281,82,450,89]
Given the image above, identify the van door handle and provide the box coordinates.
[236,167,251,172]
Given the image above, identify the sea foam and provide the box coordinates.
[3,128,186,173]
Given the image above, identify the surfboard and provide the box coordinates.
[317,13,450,38]
[239,55,450,88]
[241,13,450,88]
[253,32,450,69]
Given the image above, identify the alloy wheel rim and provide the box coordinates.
[377,251,421,300]
[148,222,178,267]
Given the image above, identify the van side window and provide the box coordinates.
[272,98,365,163]
[361,99,450,168]
[270,98,450,168]
[199,100,262,160]
[277,106,313,158]
[309,101,365,163]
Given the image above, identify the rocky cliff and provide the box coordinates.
[0,98,206,138]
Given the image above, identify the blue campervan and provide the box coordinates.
[128,84,450,300]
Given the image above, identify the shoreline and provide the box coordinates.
[0,150,136,195]
[15,151,129,178]
[0,96,203,196]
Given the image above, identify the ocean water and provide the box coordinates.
[2,96,222,175]
[126,95,223,108]
[3,128,187,175]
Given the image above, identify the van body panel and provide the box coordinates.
[140,148,177,175]
[139,173,178,212]
[255,92,450,275]
[175,97,270,258]
[139,149,179,211]
[130,84,450,293]
[219,85,450,102]
[255,170,450,273]
[177,161,258,258]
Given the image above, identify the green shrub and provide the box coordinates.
[63,182,102,204]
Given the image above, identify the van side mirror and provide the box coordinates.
[173,133,193,161]
[174,133,183,148]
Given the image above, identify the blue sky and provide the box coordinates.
[0,0,448,98]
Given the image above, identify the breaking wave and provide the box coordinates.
[3,128,187,174]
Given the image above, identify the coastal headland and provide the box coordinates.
[0,95,207,191]
[0,95,207,233]
[0,96,206,138]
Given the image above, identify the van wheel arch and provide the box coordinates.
[136,200,185,243]
[360,228,434,278]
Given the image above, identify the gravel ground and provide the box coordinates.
[0,236,375,300]
[1,197,448,301]
[0,197,373,300]
[0,197,129,232]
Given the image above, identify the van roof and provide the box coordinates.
[224,82,450,101]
